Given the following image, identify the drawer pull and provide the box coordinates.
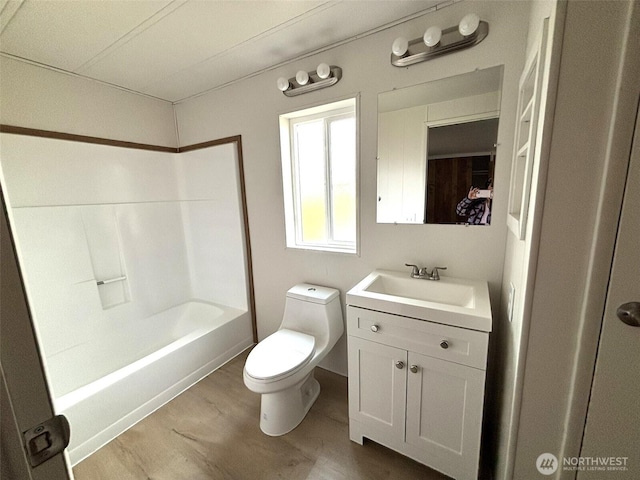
[370,324,380,333]
[409,365,419,373]
[395,361,405,370]
[440,340,449,349]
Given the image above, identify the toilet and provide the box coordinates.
[243,283,344,436]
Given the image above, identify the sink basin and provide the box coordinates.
[347,270,492,332]
[365,274,476,308]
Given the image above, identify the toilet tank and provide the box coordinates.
[280,284,344,351]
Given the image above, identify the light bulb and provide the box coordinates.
[391,37,409,57]
[459,13,480,36]
[316,63,331,79]
[423,26,442,47]
[295,70,309,86]
[276,77,290,92]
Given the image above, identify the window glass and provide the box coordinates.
[280,98,357,253]
[294,120,327,244]
[329,117,356,243]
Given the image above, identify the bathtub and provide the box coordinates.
[52,300,253,466]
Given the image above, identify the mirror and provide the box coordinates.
[377,65,503,225]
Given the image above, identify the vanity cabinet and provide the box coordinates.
[347,306,488,480]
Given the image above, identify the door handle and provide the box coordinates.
[617,302,640,327]
[23,415,70,467]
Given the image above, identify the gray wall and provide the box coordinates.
[175,0,529,376]
[0,56,176,148]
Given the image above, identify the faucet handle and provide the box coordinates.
[430,266,447,280]
[405,263,420,276]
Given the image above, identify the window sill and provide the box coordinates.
[286,244,357,255]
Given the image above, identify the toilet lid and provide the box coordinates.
[245,329,316,380]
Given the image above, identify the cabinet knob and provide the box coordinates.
[370,324,380,333]
[395,361,405,369]
[440,340,449,349]
[409,365,419,373]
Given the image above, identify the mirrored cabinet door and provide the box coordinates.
[377,66,504,225]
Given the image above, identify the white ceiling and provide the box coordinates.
[0,0,442,103]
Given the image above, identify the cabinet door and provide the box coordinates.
[348,336,407,444]
[406,352,485,480]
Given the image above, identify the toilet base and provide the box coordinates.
[259,371,320,436]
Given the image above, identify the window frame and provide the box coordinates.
[279,97,358,254]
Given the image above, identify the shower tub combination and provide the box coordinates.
[0,133,254,466]
[53,301,252,465]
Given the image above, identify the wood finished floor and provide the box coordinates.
[73,349,450,480]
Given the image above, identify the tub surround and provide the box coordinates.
[0,131,255,464]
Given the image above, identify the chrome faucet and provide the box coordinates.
[405,263,447,281]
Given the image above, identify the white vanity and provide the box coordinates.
[346,270,492,480]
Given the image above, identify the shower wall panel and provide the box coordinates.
[10,202,193,397]
[177,144,248,311]
[0,133,248,397]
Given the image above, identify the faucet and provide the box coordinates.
[405,263,447,281]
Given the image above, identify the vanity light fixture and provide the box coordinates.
[276,63,342,97]
[391,13,488,67]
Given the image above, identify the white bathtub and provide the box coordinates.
[53,300,253,465]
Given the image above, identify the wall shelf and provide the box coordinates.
[507,22,548,240]
[516,141,530,158]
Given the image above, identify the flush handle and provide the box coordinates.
[617,302,640,327]
[395,361,405,369]
[370,324,380,333]
[440,340,449,349]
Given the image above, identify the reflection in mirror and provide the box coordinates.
[427,118,498,224]
[376,66,503,225]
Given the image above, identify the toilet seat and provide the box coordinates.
[245,329,316,381]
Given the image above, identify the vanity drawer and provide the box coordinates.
[347,306,488,370]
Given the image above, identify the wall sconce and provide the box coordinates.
[391,13,488,67]
[276,63,342,97]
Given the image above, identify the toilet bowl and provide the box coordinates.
[243,283,344,436]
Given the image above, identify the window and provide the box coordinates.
[279,98,357,253]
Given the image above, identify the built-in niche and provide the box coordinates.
[507,20,548,239]
[83,206,130,309]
